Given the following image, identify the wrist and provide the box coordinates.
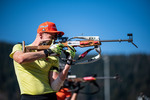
[44,49,49,57]
[66,59,73,65]
[44,49,53,57]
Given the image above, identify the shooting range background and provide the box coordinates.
[0,0,150,100]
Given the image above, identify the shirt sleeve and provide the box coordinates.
[49,56,60,72]
[9,44,22,58]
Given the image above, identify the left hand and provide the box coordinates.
[49,44,64,55]
[65,45,76,65]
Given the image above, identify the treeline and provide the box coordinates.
[0,41,20,100]
[0,41,150,100]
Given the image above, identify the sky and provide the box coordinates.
[0,0,150,55]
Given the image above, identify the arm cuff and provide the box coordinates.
[51,76,64,91]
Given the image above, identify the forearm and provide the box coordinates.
[59,64,71,81]
[13,50,46,64]
[71,93,78,100]
[50,64,71,91]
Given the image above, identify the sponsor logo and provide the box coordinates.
[67,41,80,45]
[40,25,48,28]
[42,28,45,31]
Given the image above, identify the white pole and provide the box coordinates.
[103,55,110,100]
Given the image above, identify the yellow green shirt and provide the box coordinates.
[9,44,59,95]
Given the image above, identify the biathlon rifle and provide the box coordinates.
[66,74,121,83]
[22,33,138,65]
[65,74,120,94]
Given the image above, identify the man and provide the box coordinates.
[9,21,75,100]
[56,68,81,100]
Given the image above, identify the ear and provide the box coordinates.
[38,32,43,39]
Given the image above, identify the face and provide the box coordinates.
[39,32,57,45]
[41,32,57,40]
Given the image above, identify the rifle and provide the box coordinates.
[22,33,138,65]
[65,74,120,94]
[66,74,120,83]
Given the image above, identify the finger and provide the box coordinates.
[58,44,64,48]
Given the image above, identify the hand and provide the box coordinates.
[44,44,64,57]
[49,44,64,55]
[65,45,76,65]
[73,82,84,93]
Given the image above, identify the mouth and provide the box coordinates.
[39,40,52,45]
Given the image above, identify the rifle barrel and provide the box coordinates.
[96,77,117,79]
[99,39,132,42]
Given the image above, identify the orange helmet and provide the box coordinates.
[37,21,64,36]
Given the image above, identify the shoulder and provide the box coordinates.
[9,43,22,58]
[13,43,22,49]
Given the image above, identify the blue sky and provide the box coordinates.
[0,0,150,55]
